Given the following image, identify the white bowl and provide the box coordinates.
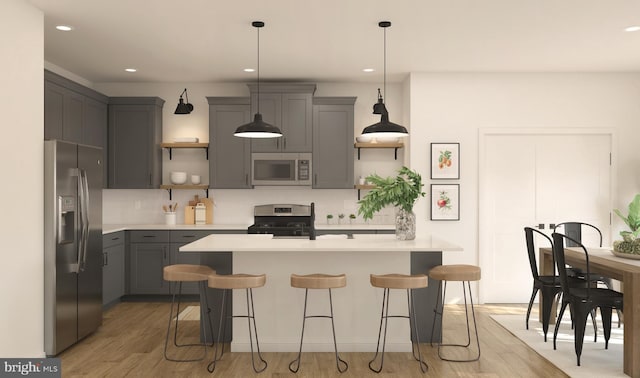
[170,171,187,184]
[374,136,400,143]
[356,135,374,143]
[191,175,201,185]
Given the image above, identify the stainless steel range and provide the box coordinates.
[248,203,315,239]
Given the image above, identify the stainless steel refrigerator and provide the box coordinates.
[44,140,103,356]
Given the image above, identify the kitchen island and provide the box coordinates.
[180,234,462,352]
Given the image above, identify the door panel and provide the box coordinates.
[480,132,611,303]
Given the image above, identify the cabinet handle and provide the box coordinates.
[103,252,108,266]
[283,137,286,150]
[245,174,249,186]
[142,235,155,238]
[276,139,280,149]
[314,174,318,185]
[149,173,152,186]
[111,236,120,241]
[183,235,196,238]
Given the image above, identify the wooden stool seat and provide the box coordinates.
[163,264,215,282]
[370,273,428,289]
[291,273,346,289]
[208,273,266,289]
[429,264,481,282]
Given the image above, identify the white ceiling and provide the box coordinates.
[28,0,640,84]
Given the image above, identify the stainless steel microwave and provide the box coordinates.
[251,153,312,186]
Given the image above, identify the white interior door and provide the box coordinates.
[479,130,612,303]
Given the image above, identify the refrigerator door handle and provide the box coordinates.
[79,169,90,272]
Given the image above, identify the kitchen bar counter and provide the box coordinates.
[180,234,462,353]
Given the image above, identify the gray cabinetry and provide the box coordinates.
[128,231,170,295]
[207,97,252,188]
[248,84,315,153]
[108,97,164,189]
[102,232,125,307]
[44,70,109,185]
[312,97,356,188]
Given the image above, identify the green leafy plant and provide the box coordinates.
[338,213,345,219]
[613,194,640,241]
[357,166,425,220]
[349,214,356,220]
[326,214,333,220]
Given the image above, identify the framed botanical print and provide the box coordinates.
[431,184,460,221]
[431,143,460,179]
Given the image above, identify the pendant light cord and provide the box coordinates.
[257,25,260,114]
[383,25,386,103]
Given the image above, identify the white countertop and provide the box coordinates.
[103,223,395,234]
[102,224,248,234]
[179,233,462,252]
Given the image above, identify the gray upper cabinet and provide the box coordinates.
[207,97,252,188]
[108,97,164,189]
[248,83,315,153]
[44,70,109,184]
[312,97,356,189]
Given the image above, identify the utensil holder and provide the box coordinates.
[165,212,176,225]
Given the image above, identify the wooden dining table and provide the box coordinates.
[540,247,640,378]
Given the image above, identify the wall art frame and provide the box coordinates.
[430,142,460,179]
[430,184,460,221]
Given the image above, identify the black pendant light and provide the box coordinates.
[234,21,283,139]
[361,21,409,138]
[174,88,193,114]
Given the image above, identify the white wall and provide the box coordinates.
[93,81,406,225]
[408,72,640,300]
[0,0,44,357]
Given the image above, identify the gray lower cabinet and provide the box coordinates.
[312,97,356,188]
[108,97,164,189]
[102,232,125,307]
[128,231,170,295]
[207,97,252,188]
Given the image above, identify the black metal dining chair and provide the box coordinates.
[524,227,595,342]
[554,222,621,327]
[551,233,623,366]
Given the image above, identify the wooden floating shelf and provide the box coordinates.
[160,184,209,200]
[161,142,209,148]
[354,142,404,160]
[161,142,209,160]
[160,184,209,190]
[354,184,376,200]
[353,142,403,148]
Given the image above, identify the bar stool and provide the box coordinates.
[369,274,429,373]
[429,264,481,362]
[288,273,348,373]
[163,264,215,362]
[207,273,267,374]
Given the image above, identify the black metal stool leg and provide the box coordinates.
[289,289,309,373]
[246,288,267,373]
[369,288,390,373]
[207,289,227,373]
[328,288,348,373]
[434,281,481,362]
[408,289,428,373]
[164,281,209,362]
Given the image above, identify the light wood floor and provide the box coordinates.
[59,302,567,377]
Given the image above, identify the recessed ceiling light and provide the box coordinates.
[125,68,137,73]
[55,25,73,31]
[363,68,375,72]
[244,68,255,72]
[625,26,640,32]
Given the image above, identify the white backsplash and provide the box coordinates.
[102,187,396,226]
